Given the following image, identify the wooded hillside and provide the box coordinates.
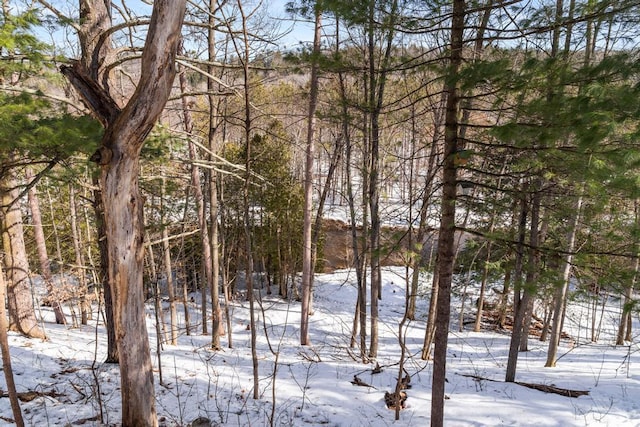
[1,1,639,425]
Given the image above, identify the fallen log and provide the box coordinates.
[515,381,589,398]
[459,374,589,398]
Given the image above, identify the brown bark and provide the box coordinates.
[209,171,223,347]
[25,169,66,325]
[103,150,157,425]
[161,178,178,346]
[341,67,368,359]
[366,0,399,359]
[301,5,322,346]
[205,6,224,347]
[1,167,46,339]
[0,261,25,427]
[616,260,636,344]
[69,185,89,325]
[431,0,465,424]
[92,175,117,363]
[546,195,582,366]
[176,50,213,338]
[506,183,541,382]
[421,270,439,360]
[407,96,444,321]
[236,0,259,400]
[62,1,186,425]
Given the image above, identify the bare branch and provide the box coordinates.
[36,0,81,32]
[60,61,121,127]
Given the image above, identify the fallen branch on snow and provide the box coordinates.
[514,381,589,397]
[459,374,589,398]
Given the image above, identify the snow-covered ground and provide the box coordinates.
[2,267,639,426]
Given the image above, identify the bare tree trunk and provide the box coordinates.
[591,282,599,342]
[25,169,66,324]
[421,270,439,360]
[46,186,79,327]
[209,168,223,348]
[473,242,492,332]
[301,5,322,346]
[218,176,233,349]
[519,296,535,351]
[617,258,636,344]
[161,178,178,345]
[177,198,192,337]
[540,304,553,342]
[146,228,168,347]
[278,230,288,298]
[345,110,368,361]
[151,235,168,387]
[61,2,186,424]
[431,1,465,424]
[69,185,89,325]
[546,194,582,366]
[103,152,157,426]
[92,174,117,362]
[0,262,24,427]
[506,183,541,382]
[407,95,444,321]
[207,0,224,348]
[618,201,639,345]
[498,264,512,328]
[366,0,399,359]
[178,49,212,338]
[236,0,259,400]
[1,167,46,339]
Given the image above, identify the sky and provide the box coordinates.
[26,0,316,56]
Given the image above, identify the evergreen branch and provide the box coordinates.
[3,158,59,211]
[458,225,637,260]
[0,85,85,112]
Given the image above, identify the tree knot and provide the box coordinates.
[90,146,113,165]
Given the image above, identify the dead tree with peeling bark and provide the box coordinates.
[60,1,187,425]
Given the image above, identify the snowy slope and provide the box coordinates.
[1,267,639,426]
